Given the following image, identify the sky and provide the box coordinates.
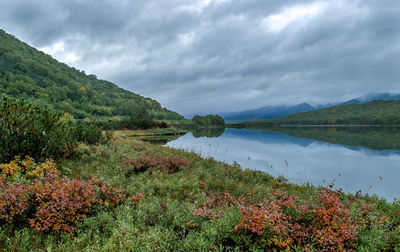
[1,0,400,115]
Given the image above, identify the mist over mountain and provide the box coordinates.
[217,93,400,122]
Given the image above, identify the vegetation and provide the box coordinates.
[1,129,400,250]
[124,128,187,144]
[0,158,126,235]
[0,29,183,121]
[192,115,225,127]
[0,96,113,163]
[2,29,400,250]
[237,100,400,127]
[0,96,77,163]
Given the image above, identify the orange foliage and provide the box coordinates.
[192,193,244,222]
[193,189,360,250]
[233,189,359,250]
[0,176,30,224]
[0,157,57,178]
[29,173,97,234]
[0,159,128,234]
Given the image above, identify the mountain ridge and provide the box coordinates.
[0,29,183,120]
[218,93,400,122]
[238,99,400,127]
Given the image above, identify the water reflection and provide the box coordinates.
[167,128,400,201]
[270,126,400,151]
[192,127,225,138]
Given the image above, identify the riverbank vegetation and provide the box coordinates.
[192,115,225,127]
[1,126,400,250]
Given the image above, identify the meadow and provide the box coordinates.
[1,129,400,251]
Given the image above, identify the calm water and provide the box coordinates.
[166,128,400,201]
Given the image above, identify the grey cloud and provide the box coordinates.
[0,0,399,114]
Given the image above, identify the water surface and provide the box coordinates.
[166,128,400,201]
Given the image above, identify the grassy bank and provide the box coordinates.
[124,128,187,137]
[124,128,187,144]
[1,130,400,251]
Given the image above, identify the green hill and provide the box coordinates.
[238,100,400,127]
[0,29,183,120]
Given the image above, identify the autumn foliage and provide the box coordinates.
[29,173,97,233]
[0,158,127,234]
[192,189,360,250]
[0,156,57,178]
[0,178,30,224]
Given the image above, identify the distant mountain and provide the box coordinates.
[220,103,316,122]
[240,100,400,127]
[0,29,183,120]
[220,93,400,122]
[339,93,400,105]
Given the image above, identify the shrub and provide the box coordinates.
[89,177,126,207]
[130,193,144,203]
[74,121,110,145]
[157,121,170,128]
[29,173,97,234]
[0,157,57,178]
[232,188,359,250]
[311,188,359,249]
[0,96,77,163]
[191,188,360,250]
[121,155,190,174]
[192,193,241,222]
[0,159,127,234]
[0,176,30,224]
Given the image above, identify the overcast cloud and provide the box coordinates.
[1,0,399,114]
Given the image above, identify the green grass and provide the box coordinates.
[1,130,400,251]
[125,128,187,137]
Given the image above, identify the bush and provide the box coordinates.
[192,115,225,127]
[0,158,127,234]
[0,177,30,224]
[74,121,111,145]
[232,189,359,250]
[121,155,190,174]
[0,96,77,163]
[0,157,57,178]
[90,117,169,131]
[191,188,359,250]
[29,172,97,234]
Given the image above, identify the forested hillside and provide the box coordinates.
[239,100,400,127]
[0,29,183,120]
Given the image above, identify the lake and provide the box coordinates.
[166,127,400,201]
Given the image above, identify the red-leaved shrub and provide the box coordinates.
[121,155,190,173]
[233,189,359,250]
[192,193,243,222]
[0,159,128,234]
[89,177,126,207]
[29,173,97,234]
[0,175,30,224]
[233,191,302,248]
[311,188,359,249]
[193,188,359,250]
